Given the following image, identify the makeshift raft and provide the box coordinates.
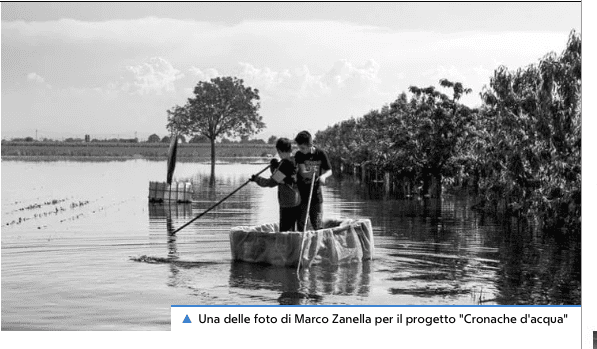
[229,218,374,267]
[148,181,193,203]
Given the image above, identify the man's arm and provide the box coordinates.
[318,150,333,185]
[251,175,278,187]
[318,168,332,185]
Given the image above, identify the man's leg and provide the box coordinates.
[309,202,323,230]
[279,207,298,232]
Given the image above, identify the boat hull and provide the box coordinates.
[229,218,374,267]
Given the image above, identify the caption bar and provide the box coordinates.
[171,305,579,348]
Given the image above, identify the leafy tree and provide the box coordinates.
[389,80,475,197]
[147,134,161,143]
[161,136,171,143]
[477,30,580,233]
[267,135,277,144]
[316,116,372,175]
[167,77,264,173]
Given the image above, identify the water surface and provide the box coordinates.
[1,159,580,330]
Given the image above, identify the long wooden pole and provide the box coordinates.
[170,164,271,235]
[297,168,317,273]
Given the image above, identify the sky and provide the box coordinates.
[0,2,581,141]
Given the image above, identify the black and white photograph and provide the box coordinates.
[1,1,582,334]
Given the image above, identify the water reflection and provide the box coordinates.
[493,221,581,305]
[334,177,580,305]
[147,202,194,287]
[142,170,580,305]
[228,261,371,305]
[1,158,579,329]
[148,202,193,220]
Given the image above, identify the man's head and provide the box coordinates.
[294,131,312,154]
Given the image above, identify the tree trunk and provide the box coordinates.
[430,171,442,198]
[384,172,391,195]
[422,169,431,197]
[361,163,367,183]
[421,168,442,198]
[210,138,216,185]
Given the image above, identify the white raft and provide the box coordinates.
[229,218,374,267]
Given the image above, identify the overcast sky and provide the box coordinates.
[1,2,581,141]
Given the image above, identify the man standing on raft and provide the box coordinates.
[294,130,332,231]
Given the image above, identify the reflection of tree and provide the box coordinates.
[198,175,218,201]
[189,173,259,228]
[228,262,371,305]
[209,171,216,186]
[494,222,580,304]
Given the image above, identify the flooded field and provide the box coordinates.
[1,159,580,330]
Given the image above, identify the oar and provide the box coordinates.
[297,167,317,273]
[170,164,271,235]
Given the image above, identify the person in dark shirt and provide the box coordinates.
[250,138,301,232]
[294,130,332,231]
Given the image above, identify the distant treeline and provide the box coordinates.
[7,134,274,144]
[1,141,276,159]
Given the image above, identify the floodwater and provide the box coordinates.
[1,159,580,330]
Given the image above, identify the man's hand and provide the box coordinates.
[269,158,279,174]
[318,169,332,186]
[249,175,257,182]
[318,176,327,186]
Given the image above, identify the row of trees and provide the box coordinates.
[4,135,274,145]
[6,137,140,143]
[315,31,581,234]
[146,133,275,144]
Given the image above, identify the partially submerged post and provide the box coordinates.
[148,133,193,203]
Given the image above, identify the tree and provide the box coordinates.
[167,77,265,175]
[389,80,475,197]
[267,135,277,144]
[147,134,161,143]
[161,136,171,143]
[476,30,581,233]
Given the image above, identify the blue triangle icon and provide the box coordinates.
[183,314,192,323]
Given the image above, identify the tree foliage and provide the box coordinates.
[389,81,475,197]
[147,134,160,143]
[166,76,265,171]
[314,30,580,234]
[476,30,581,233]
[317,81,475,198]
